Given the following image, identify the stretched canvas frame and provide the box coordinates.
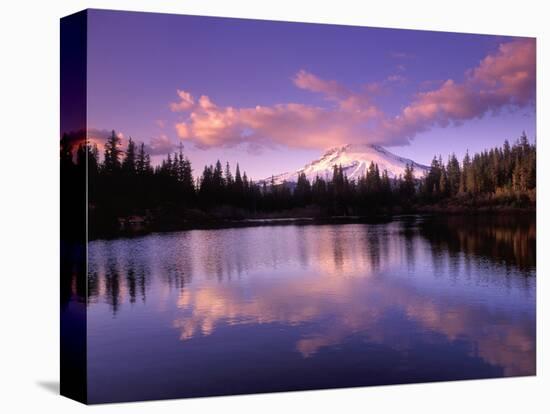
[61,9,536,404]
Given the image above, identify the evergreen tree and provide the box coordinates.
[136,142,149,175]
[122,137,136,174]
[181,158,194,195]
[425,156,442,197]
[85,127,535,238]
[88,143,100,176]
[439,168,448,198]
[295,172,312,206]
[400,164,416,201]
[104,130,122,173]
[225,162,233,187]
[512,158,523,192]
[242,172,249,191]
[446,154,461,196]
[213,160,224,194]
[460,151,471,194]
[235,164,244,194]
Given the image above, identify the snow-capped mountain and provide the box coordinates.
[263,144,429,185]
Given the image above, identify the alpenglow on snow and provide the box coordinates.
[262,144,429,185]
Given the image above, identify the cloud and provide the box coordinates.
[170,89,195,112]
[145,134,176,155]
[385,38,536,142]
[61,128,126,152]
[61,128,88,151]
[175,122,191,139]
[293,69,349,98]
[470,39,536,105]
[198,95,216,110]
[174,99,382,149]
[169,38,535,150]
[293,69,379,112]
[62,128,177,158]
[87,128,125,147]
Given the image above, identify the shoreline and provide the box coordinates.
[88,206,535,241]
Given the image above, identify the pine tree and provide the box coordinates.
[181,159,194,194]
[295,172,311,206]
[104,130,122,173]
[242,172,249,192]
[425,156,442,197]
[122,137,136,174]
[165,154,173,176]
[213,160,224,194]
[144,153,152,174]
[366,161,381,194]
[199,165,214,206]
[446,154,461,196]
[88,143,100,176]
[76,143,86,167]
[312,176,327,206]
[512,156,523,192]
[136,142,148,175]
[380,169,392,205]
[87,128,535,231]
[235,164,243,194]
[225,162,233,187]
[460,151,471,194]
[439,168,448,198]
[400,163,416,201]
[270,175,275,193]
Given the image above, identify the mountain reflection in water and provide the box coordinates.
[84,215,535,403]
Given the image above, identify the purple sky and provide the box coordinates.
[86,9,536,180]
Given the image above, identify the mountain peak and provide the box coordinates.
[263,143,429,184]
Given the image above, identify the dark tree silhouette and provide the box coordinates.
[103,130,122,173]
[122,137,136,174]
[61,131,535,238]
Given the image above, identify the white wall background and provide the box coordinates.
[0,0,547,412]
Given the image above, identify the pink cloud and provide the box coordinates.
[84,128,126,150]
[61,128,118,152]
[175,122,191,139]
[293,70,379,113]
[293,69,349,98]
[386,38,536,141]
[198,95,216,110]
[470,39,536,104]
[172,97,383,149]
[169,39,535,150]
[71,129,176,157]
[145,134,176,155]
[170,89,195,112]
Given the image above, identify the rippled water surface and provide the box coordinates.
[86,215,536,403]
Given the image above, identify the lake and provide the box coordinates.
[85,215,536,403]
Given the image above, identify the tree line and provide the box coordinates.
[61,130,535,235]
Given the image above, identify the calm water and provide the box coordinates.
[86,215,536,403]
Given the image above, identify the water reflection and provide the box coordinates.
[419,214,535,271]
[87,215,535,402]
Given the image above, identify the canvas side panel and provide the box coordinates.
[60,9,88,404]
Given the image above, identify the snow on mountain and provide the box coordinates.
[262,144,429,185]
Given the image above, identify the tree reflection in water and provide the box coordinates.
[85,215,535,402]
